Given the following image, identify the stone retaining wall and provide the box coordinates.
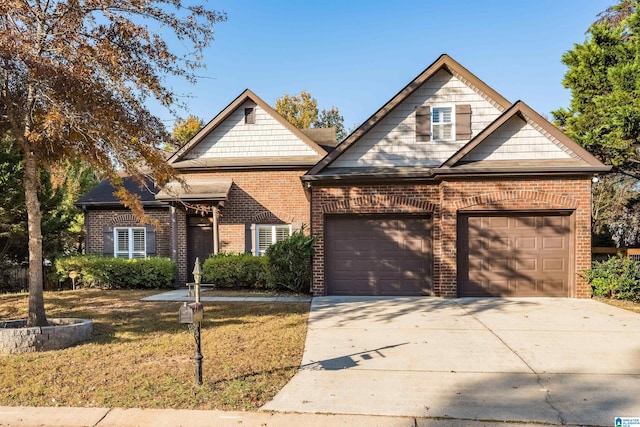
[0,318,93,354]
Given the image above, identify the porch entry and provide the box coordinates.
[187,216,214,282]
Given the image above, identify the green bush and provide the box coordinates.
[265,229,315,294]
[583,255,640,302]
[55,255,176,289]
[202,253,269,289]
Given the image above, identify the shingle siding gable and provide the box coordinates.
[461,116,576,162]
[185,101,318,159]
[330,70,502,168]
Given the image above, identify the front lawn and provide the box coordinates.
[0,290,309,410]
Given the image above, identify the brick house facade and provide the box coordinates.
[303,55,609,298]
[78,89,327,286]
[79,55,608,298]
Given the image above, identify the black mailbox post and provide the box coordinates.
[180,257,204,386]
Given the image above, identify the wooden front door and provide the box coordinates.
[187,217,213,282]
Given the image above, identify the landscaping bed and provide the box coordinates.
[0,289,309,410]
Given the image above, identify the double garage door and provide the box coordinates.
[324,212,572,297]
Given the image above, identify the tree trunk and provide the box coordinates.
[24,150,48,327]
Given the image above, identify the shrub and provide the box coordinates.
[202,253,269,289]
[583,255,640,302]
[55,255,176,289]
[265,229,315,294]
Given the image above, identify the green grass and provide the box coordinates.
[0,289,309,410]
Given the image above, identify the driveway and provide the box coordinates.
[263,297,640,426]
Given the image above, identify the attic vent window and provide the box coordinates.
[432,106,453,141]
[244,107,255,124]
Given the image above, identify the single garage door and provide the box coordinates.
[457,213,572,297]
[325,215,432,296]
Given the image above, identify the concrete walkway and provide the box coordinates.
[263,297,640,426]
[0,406,568,427]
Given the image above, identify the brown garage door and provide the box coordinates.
[457,213,572,297]
[325,215,432,296]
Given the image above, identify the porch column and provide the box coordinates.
[212,205,220,255]
[170,205,179,287]
[170,206,178,261]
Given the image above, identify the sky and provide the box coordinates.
[155,0,614,132]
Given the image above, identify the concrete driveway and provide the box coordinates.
[263,297,640,426]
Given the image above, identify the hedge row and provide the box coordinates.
[55,255,176,289]
[203,230,315,293]
[583,256,640,302]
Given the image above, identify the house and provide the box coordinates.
[78,54,609,298]
[77,89,329,284]
[302,54,610,298]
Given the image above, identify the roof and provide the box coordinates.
[303,55,610,181]
[75,176,165,208]
[442,101,608,169]
[306,54,512,176]
[167,89,327,169]
[156,178,233,202]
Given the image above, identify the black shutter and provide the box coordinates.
[145,225,156,256]
[416,106,431,142]
[102,226,114,255]
[456,104,472,140]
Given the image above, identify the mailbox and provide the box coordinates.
[179,302,204,324]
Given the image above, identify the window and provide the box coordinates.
[114,227,146,259]
[244,107,255,124]
[256,224,291,255]
[431,106,454,141]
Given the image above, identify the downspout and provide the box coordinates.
[212,204,220,255]
[170,205,178,287]
[306,181,313,294]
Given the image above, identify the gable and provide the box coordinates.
[184,100,320,160]
[168,89,326,169]
[443,101,609,172]
[329,69,503,168]
[459,115,575,163]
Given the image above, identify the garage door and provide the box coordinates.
[458,213,571,297]
[325,215,432,296]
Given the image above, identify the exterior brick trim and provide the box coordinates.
[250,210,296,224]
[107,213,140,226]
[455,191,576,210]
[322,195,436,214]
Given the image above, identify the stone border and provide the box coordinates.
[0,318,93,354]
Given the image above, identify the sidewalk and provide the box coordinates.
[0,406,572,427]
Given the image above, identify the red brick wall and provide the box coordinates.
[85,208,172,257]
[311,177,592,298]
[84,169,311,288]
[180,170,310,253]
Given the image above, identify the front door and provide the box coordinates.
[187,217,213,282]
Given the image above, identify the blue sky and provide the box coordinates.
[157,0,613,131]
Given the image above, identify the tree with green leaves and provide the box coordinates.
[275,91,347,143]
[554,0,640,246]
[553,1,640,173]
[0,0,225,326]
[314,107,347,143]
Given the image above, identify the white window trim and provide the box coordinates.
[113,227,147,259]
[431,105,455,142]
[255,224,292,256]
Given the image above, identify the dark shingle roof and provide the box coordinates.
[75,176,164,208]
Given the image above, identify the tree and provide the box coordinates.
[553,0,640,246]
[275,91,318,129]
[0,1,225,326]
[171,115,204,148]
[552,1,640,173]
[314,107,346,143]
[275,91,347,143]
